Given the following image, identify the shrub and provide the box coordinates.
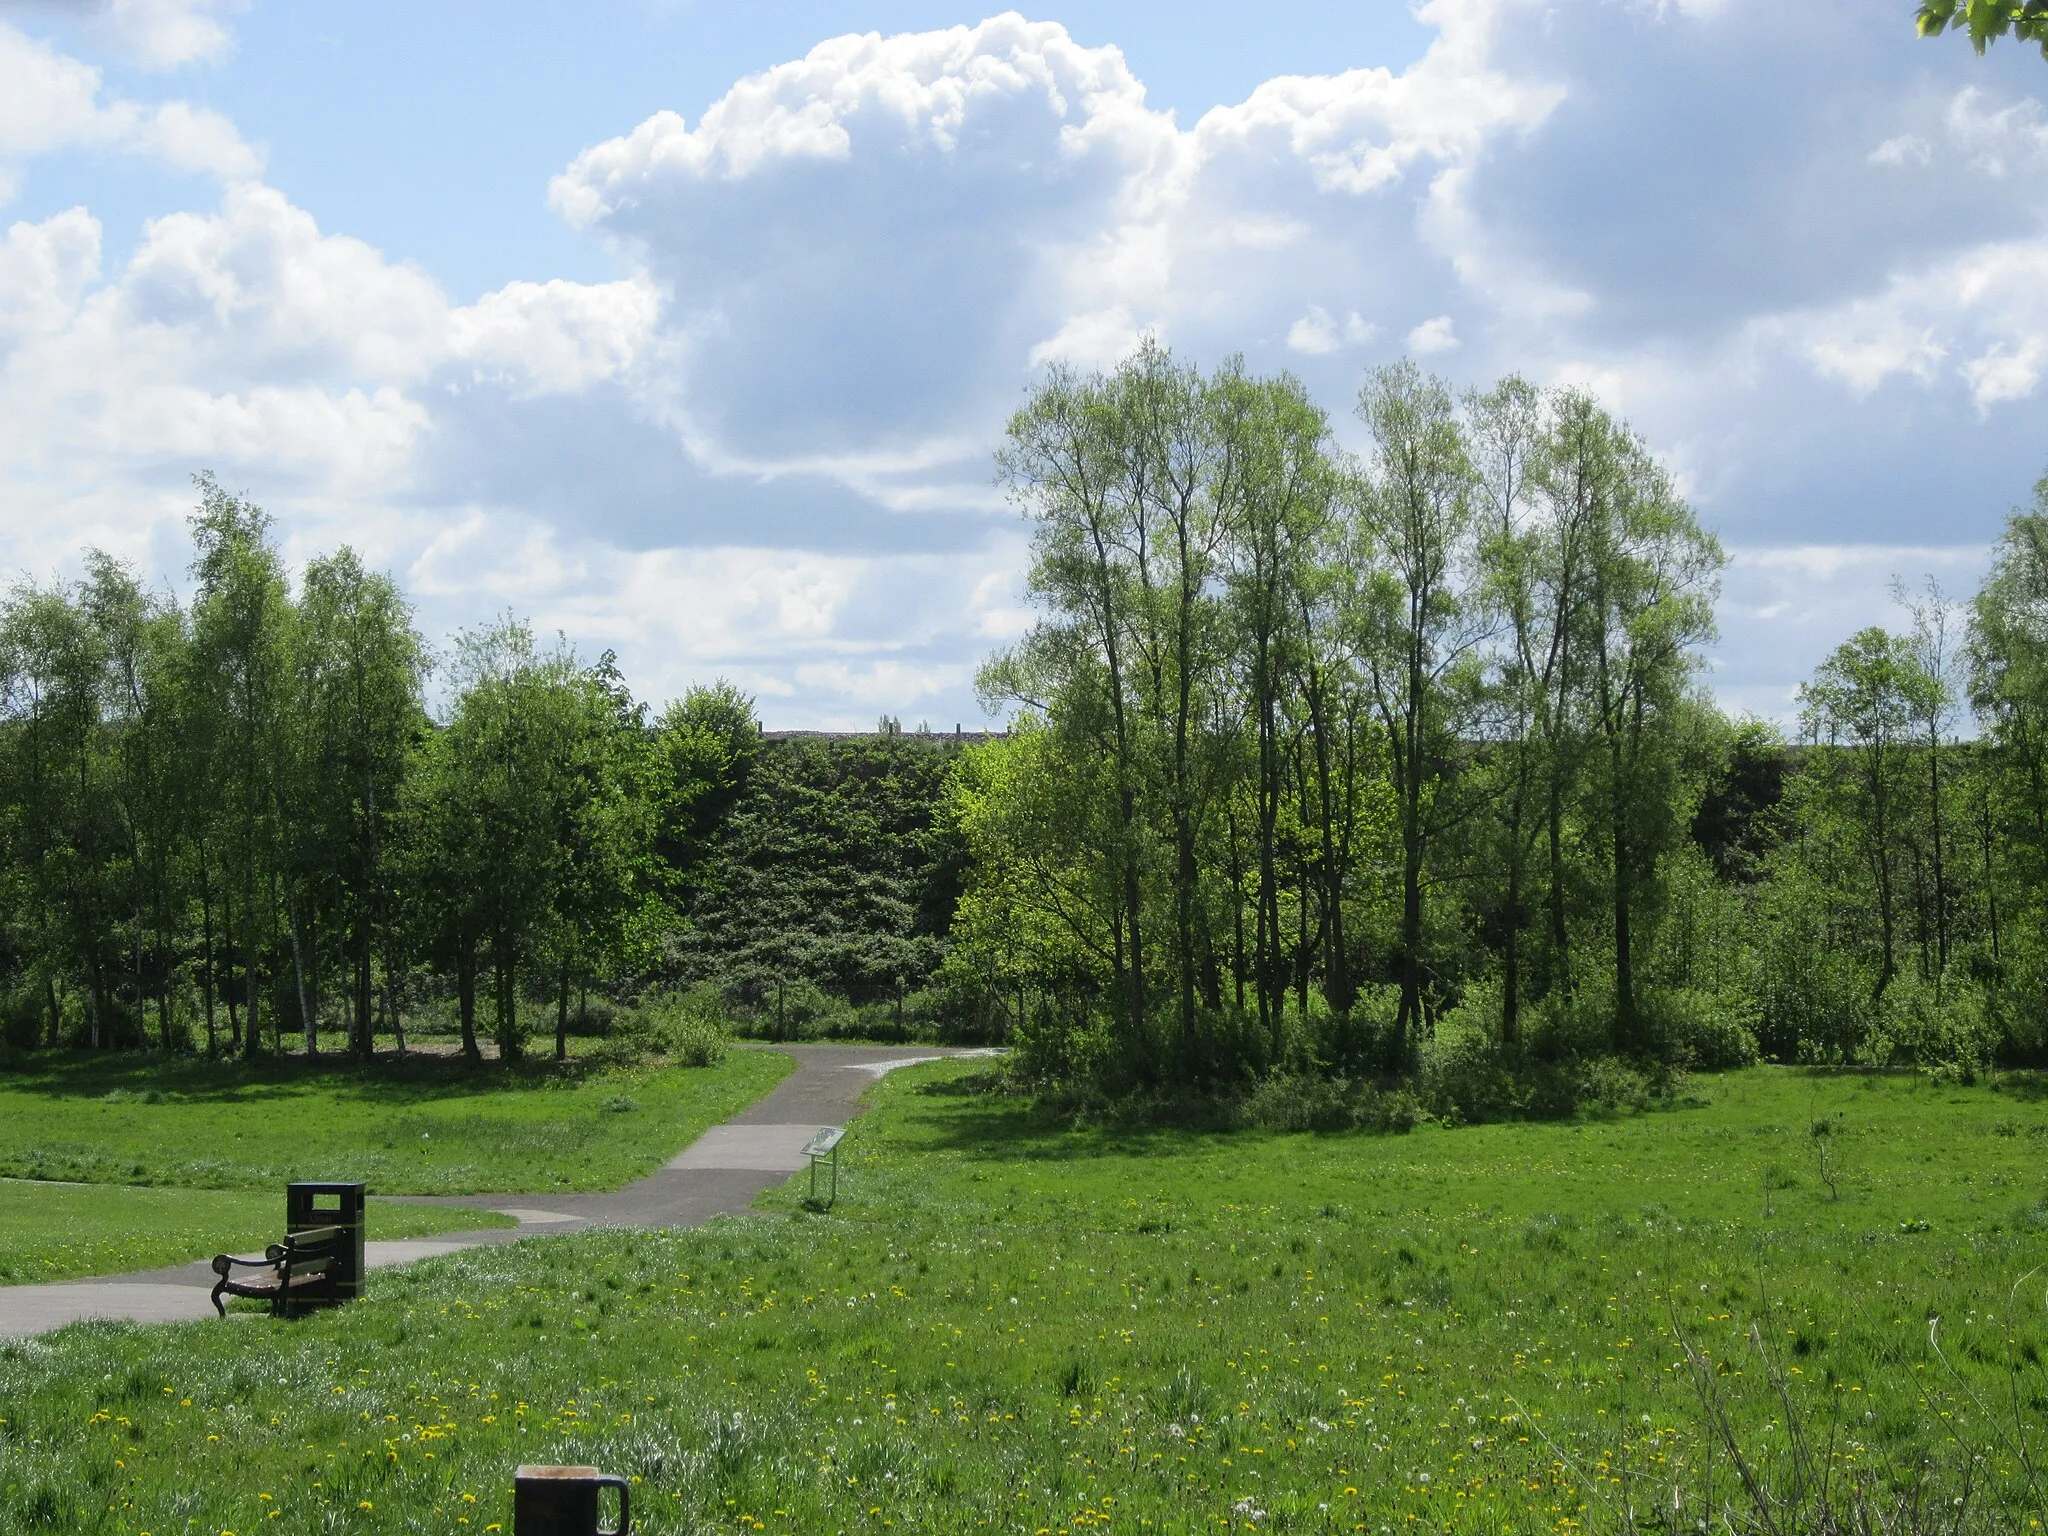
[1323,984,1400,1073]
[1417,987,1524,1122]
[1868,973,1997,1072]
[609,988,729,1067]
[1641,987,1759,1069]
[1756,945,1869,1064]
[570,994,617,1037]
[0,988,42,1052]
[1008,998,1112,1090]
[1526,985,1613,1062]
[1232,1074,1427,1134]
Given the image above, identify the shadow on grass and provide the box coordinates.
[0,1049,611,1108]
[1990,1070,2048,1102]
[887,1072,1249,1165]
[889,1061,1718,1168]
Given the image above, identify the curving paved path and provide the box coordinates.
[0,1044,989,1340]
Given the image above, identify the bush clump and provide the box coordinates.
[609,988,729,1067]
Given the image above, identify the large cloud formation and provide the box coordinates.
[0,2,2043,723]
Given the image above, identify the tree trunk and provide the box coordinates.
[1226,807,1246,1014]
[496,940,519,1061]
[1928,724,1948,986]
[556,962,570,1062]
[200,869,218,1056]
[354,947,373,1060]
[1982,783,2002,963]
[1394,620,1427,1059]
[1611,799,1635,1051]
[1871,750,1898,1003]
[223,897,241,1053]
[1502,856,1523,1046]
[287,881,317,1059]
[457,939,480,1062]
[1309,694,1353,1016]
[1546,769,1570,989]
[240,863,261,1061]
[247,954,263,1060]
[383,949,407,1057]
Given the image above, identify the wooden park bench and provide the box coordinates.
[210,1226,346,1318]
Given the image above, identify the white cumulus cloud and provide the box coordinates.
[1,4,2047,726]
[0,20,261,194]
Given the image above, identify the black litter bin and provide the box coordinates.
[286,1181,367,1303]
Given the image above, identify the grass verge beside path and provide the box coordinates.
[0,1181,514,1285]
[4,1065,2047,1533]
[0,1048,793,1194]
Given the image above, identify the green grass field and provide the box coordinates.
[0,1180,513,1285]
[0,1048,792,1193]
[3,1065,2046,1533]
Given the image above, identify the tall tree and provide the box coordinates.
[187,474,293,1059]
[1469,375,1548,1042]
[546,652,657,1061]
[1352,361,1486,1057]
[429,621,596,1061]
[1579,420,1722,1048]
[1220,368,1335,1054]
[293,549,427,1057]
[994,359,1155,1077]
[0,582,120,1046]
[1799,629,1930,1006]
[1120,346,1234,1069]
[82,555,189,1052]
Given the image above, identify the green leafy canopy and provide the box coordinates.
[1917,0,2048,57]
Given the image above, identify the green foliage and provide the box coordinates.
[668,734,964,1019]
[974,349,1725,1094]
[1638,987,1760,1070]
[1868,972,1999,1070]
[1917,0,2048,56]
[608,987,729,1067]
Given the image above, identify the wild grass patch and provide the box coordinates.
[4,1063,2047,1532]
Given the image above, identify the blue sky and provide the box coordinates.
[0,0,2043,726]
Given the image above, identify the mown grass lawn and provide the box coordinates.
[3,1065,2046,1534]
[0,1048,792,1193]
[0,1181,514,1285]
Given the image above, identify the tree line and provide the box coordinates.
[949,343,2048,1090]
[0,475,774,1063]
[12,353,2048,1092]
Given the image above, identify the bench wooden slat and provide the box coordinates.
[211,1225,348,1318]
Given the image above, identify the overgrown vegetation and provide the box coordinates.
[5,1061,2045,1533]
[664,732,981,1042]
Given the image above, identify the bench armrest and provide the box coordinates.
[212,1246,286,1279]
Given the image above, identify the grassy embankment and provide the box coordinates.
[3,1064,2047,1533]
[0,1049,791,1282]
